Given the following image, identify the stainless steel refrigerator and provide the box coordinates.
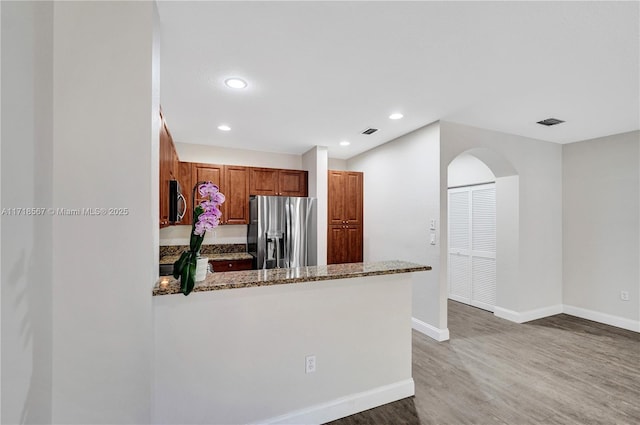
[247,195,317,269]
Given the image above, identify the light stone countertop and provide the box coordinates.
[153,260,431,296]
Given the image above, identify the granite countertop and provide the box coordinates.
[153,261,431,296]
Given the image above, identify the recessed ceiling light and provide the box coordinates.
[339,141,350,146]
[224,78,247,89]
[389,113,404,120]
[217,125,231,131]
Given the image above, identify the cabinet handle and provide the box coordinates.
[228,263,233,268]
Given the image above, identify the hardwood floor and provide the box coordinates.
[327,300,640,424]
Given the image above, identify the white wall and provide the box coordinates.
[176,142,303,169]
[494,175,521,315]
[154,274,415,424]
[440,121,563,317]
[50,2,157,423]
[563,131,640,330]
[328,158,348,171]
[302,146,329,265]
[448,153,495,187]
[1,2,54,422]
[348,122,443,332]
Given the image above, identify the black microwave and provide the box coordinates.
[169,180,186,223]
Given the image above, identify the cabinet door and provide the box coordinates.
[192,163,223,188]
[344,172,363,225]
[249,168,278,195]
[328,171,346,225]
[327,226,347,265]
[159,120,172,227]
[192,163,224,223]
[279,170,308,197]
[192,163,223,205]
[346,226,363,263]
[169,141,178,180]
[224,166,249,224]
[177,161,193,225]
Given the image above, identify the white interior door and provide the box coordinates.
[448,183,496,311]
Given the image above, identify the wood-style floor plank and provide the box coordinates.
[327,300,640,425]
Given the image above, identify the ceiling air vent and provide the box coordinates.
[537,118,565,126]
[361,128,379,135]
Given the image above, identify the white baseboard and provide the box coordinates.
[412,317,450,341]
[494,304,639,333]
[494,304,563,324]
[563,305,640,333]
[448,294,468,305]
[252,379,415,425]
[493,306,521,323]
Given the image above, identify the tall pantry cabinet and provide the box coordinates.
[327,170,364,264]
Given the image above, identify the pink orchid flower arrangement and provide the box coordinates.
[173,181,225,295]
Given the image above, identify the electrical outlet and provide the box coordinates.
[620,291,630,301]
[305,355,316,374]
[430,219,436,230]
[430,233,436,245]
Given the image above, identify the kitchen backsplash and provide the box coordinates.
[159,224,247,246]
[159,244,247,257]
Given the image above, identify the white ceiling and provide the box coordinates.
[157,1,639,160]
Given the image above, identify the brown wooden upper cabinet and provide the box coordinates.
[223,165,250,225]
[187,163,250,226]
[188,162,222,226]
[327,170,364,264]
[176,161,193,226]
[249,167,308,197]
[159,112,179,228]
[328,171,363,226]
[170,162,308,227]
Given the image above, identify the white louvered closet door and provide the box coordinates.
[448,190,471,303]
[448,183,496,311]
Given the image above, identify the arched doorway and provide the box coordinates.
[444,148,519,321]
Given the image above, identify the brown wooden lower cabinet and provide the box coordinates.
[209,258,253,272]
[327,225,363,264]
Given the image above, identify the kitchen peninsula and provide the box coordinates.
[154,260,429,295]
[153,261,431,424]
